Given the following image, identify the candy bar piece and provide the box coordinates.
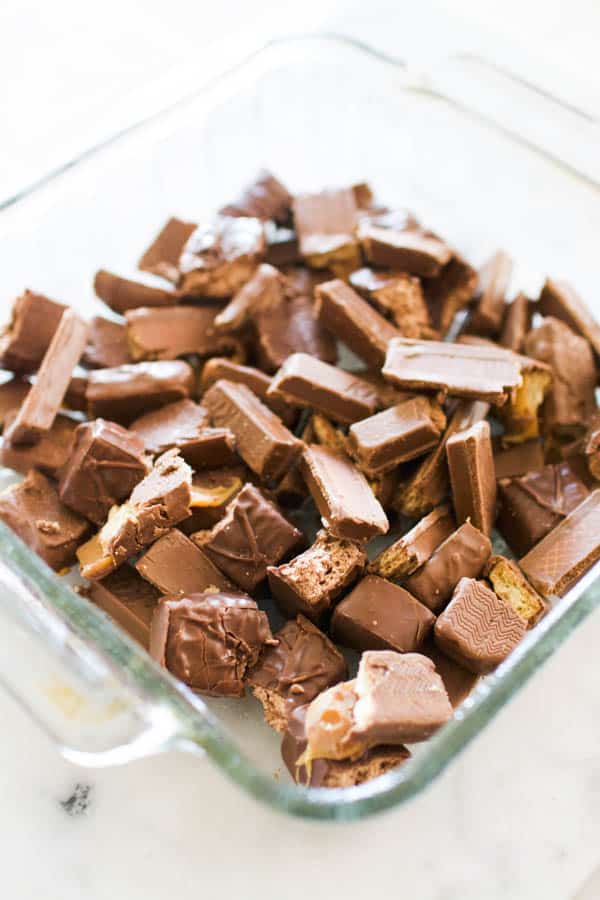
[129,399,237,468]
[253,290,336,373]
[149,592,274,697]
[267,529,367,622]
[348,395,446,476]
[496,461,589,556]
[82,316,131,369]
[500,293,532,352]
[539,278,600,360]
[524,317,596,437]
[583,411,600,480]
[178,216,265,298]
[267,353,378,425]
[86,566,160,647]
[135,528,232,595]
[359,224,452,277]
[349,268,435,337]
[199,357,295,425]
[421,638,479,708]
[281,704,410,787]
[331,575,435,653]
[6,310,89,446]
[0,378,30,429]
[126,306,240,362]
[64,372,89,411]
[369,504,455,581]
[77,449,192,579]
[497,353,552,446]
[58,419,149,524]
[396,399,490,518]
[383,338,522,406]
[493,439,545,480]
[486,555,547,627]
[180,466,246,533]
[292,188,359,269]
[0,470,89,571]
[220,170,292,224]
[404,521,492,612]
[86,360,194,424]
[0,290,66,374]
[199,483,302,591]
[520,489,600,596]
[138,217,197,284]
[0,412,78,479]
[94,270,178,314]
[248,615,347,731]
[213,263,283,332]
[434,577,526,674]
[315,279,400,368]
[273,465,307,508]
[467,250,513,335]
[203,379,303,482]
[446,419,496,535]
[301,444,389,542]
[424,255,478,335]
[357,371,415,410]
[263,221,300,267]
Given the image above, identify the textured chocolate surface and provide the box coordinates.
[539,278,600,360]
[301,444,389,542]
[178,216,265,298]
[149,592,273,697]
[130,399,237,468]
[446,419,497,535]
[199,357,295,425]
[331,575,435,653]
[359,224,452,277]
[59,419,148,524]
[82,316,131,369]
[493,440,545,480]
[94,270,178,313]
[86,360,194,424]
[424,255,478,335]
[0,470,89,570]
[0,411,78,479]
[86,566,160,647]
[468,250,513,335]
[500,293,531,352]
[0,290,66,374]
[369,504,455,581]
[125,305,238,362]
[434,577,526,674]
[135,528,232,595]
[138,217,197,284]
[200,483,302,591]
[292,188,358,267]
[404,521,492,612]
[220,170,292,224]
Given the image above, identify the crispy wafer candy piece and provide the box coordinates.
[138,217,197,284]
[467,250,513,336]
[85,566,160,647]
[135,528,232,595]
[178,216,265,298]
[0,290,66,374]
[130,399,237,468]
[369,504,455,581]
[539,278,600,360]
[349,268,435,337]
[486,555,547,627]
[293,188,359,269]
[446,419,496,535]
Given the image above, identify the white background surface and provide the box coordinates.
[2,2,600,898]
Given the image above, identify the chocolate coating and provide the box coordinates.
[359,224,452,277]
[424,255,477,335]
[86,361,194,424]
[0,411,77,479]
[94,270,178,313]
[293,188,358,268]
[125,306,238,362]
[467,250,513,336]
[86,566,160,647]
[178,216,265,298]
[220,170,292,224]
[135,528,232,595]
[493,439,545,480]
[0,290,66,374]
[539,278,600,361]
[199,357,295,425]
[82,316,131,369]
[446,419,497,535]
[369,504,455,581]
[138,217,197,284]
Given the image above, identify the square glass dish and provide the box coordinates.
[1,33,600,821]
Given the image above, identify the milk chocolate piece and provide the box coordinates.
[138,217,197,284]
[86,360,194,424]
[524,317,596,437]
[359,224,452,277]
[424,255,478,335]
[213,263,283,333]
[203,379,303,482]
[77,449,192,579]
[180,466,246,533]
[301,444,389,542]
[86,566,160,647]
[493,440,545,480]
[264,221,300,267]
[65,372,89,411]
[486,555,547,627]
[496,462,589,557]
[332,575,435,653]
[273,465,307,508]
[520,489,600,596]
[0,290,66,374]
[267,529,367,622]
[249,615,347,730]
[315,279,400,368]
[58,419,149,524]
[421,638,479,708]
[130,399,237,468]
[500,293,531,352]
[94,270,178,313]
[369,504,455,581]
[583,411,600,480]
[292,188,359,269]
[267,353,378,425]
[383,338,522,406]
[82,316,131,369]
[135,528,232,595]
[348,396,446,476]
[404,521,492,612]
[357,371,414,410]
[0,412,77,479]
[178,216,265,298]
[220,170,292,224]
[434,577,526,674]
[446,419,496,535]
[467,250,513,335]
[349,268,434,337]
[0,379,30,430]
[199,357,295,425]
[253,290,336,373]
[539,278,600,360]
[0,470,89,570]
[125,306,239,362]
[149,592,274,697]
[6,310,89,445]
[200,483,302,591]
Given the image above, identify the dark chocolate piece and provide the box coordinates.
[539,278,600,360]
[404,521,492,612]
[493,440,545,481]
[203,379,303,482]
[486,555,547,627]
[149,592,274,697]
[86,566,160,647]
[178,216,265,298]
[292,188,359,269]
[434,577,526,674]
[467,250,513,335]
[359,224,452,277]
[82,316,131,369]
[125,306,239,362]
[267,353,378,425]
[130,399,237,468]
[267,529,367,622]
[58,419,149,524]
[199,483,302,591]
[86,360,195,424]
[220,170,292,224]
[423,255,478,335]
[349,268,435,337]
[199,357,295,426]
[499,293,531,352]
[0,378,30,430]
[0,470,89,570]
[138,217,197,284]
[94,270,178,313]
[446,419,496,535]
[135,528,232,595]
[301,444,389,541]
[0,412,77,479]
[368,504,455,581]
[0,290,66,374]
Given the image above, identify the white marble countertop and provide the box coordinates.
[2,2,600,898]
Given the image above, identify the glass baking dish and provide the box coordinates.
[1,33,600,821]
